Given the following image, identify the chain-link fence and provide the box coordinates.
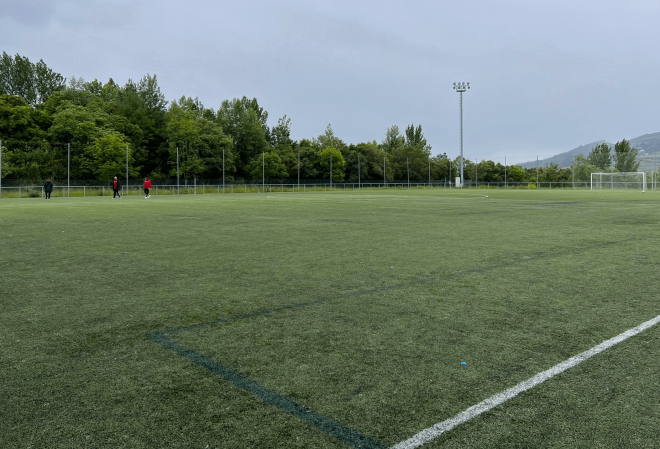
[1,180,617,199]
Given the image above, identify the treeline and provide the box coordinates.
[570,141,641,181]
[0,52,641,184]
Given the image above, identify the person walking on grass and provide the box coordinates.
[44,179,53,200]
[113,176,122,198]
[143,177,152,198]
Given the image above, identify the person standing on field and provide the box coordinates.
[113,176,122,198]
[143,177,152,198]
[44,179,53,200]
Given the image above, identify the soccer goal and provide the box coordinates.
[590,172,647,192]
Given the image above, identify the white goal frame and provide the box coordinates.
[590,172,646,192]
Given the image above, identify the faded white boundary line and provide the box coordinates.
[392,314,660,449]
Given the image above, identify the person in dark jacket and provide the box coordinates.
[113,176,122,198]
[44,179,53,200]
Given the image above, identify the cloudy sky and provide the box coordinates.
[2,0,658,163]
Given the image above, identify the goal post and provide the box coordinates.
[590,172,647,192]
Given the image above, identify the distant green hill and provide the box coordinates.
[518,132,660,170]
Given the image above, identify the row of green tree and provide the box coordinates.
[0,52,641,184]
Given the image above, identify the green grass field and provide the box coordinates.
[2,190,659,448]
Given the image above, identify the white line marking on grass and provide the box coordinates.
[392,314,660,449]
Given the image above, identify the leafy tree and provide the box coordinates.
[586,143,612,170]
[296,139,320,179]
[0,52,65,105]
[136,75,169,175]
[165,97,234,180]
[614,139,640,172]
[451,156,477,182]
[245,151,288,181]
[0,94,50,149]
[430,153,452,181]
[271,115,292,147]
[195,117,235,179]
[317,124,346,154]
[381,125,405,153]
[404,124,431,155]
[571,155,597,182]
[269,115,297,177]
[80,130,135,180]
[506,164,526,182]
[344,141,387,181]
[319,146,345,181]
[272,143,296,178]
[538,163,571,182]
[217,97,270,173]
[475,160,506,182]
[47,101,112,178]
[462,158,478,182]
[391,146,429,180]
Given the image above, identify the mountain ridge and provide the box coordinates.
[518,132,660,170]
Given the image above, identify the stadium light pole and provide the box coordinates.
[453,82,470,188]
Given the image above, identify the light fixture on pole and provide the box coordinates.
[452,81,470,188]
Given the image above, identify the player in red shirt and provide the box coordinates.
[144,177,152,198]
[113,176,122,198]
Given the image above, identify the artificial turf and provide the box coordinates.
[1,189,659,448]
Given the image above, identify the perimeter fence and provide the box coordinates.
[0,180,613,199]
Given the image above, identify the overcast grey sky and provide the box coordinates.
[2,0,658,162]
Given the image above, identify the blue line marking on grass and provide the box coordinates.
[147,237,638,448]
[148,331,385,449]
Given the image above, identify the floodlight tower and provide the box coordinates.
[453,81,470,188]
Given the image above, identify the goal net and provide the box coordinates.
[590,172,647,192]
